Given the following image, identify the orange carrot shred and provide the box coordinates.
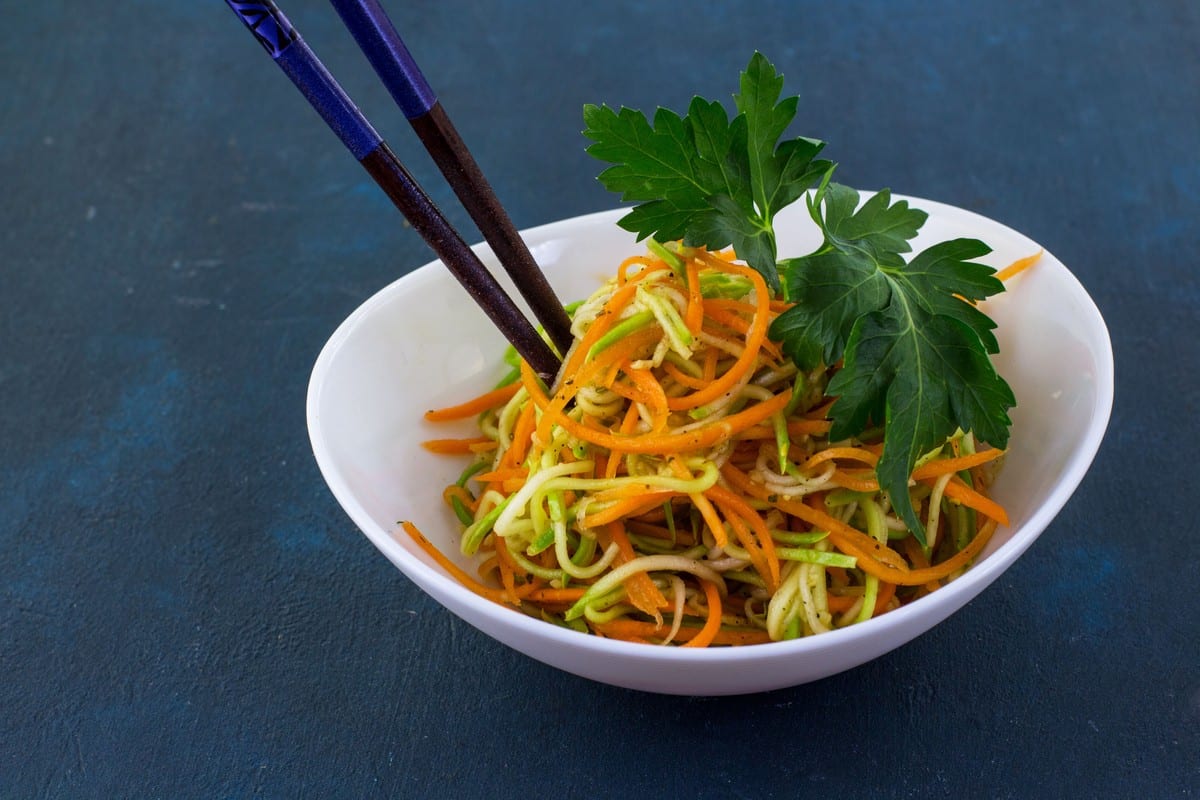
[421,437,494,455]
[681,580,722,647]
[424,383,520,422]
[995,250,1043,282]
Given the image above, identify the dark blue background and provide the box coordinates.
[2,1,1197,797]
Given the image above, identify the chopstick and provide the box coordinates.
[224,1,561,379]
[327,0,574,356]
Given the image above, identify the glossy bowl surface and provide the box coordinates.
[307,200,1113,695]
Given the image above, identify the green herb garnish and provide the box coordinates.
[582,52,1014,544]
[583,52,832,294]
[773,181,1014,538]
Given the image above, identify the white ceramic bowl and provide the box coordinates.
[307,199,1113,695]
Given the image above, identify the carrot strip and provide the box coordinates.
[995,250,1043,282]
[900,536,943,594]
[524,367,791,455]
[911,449,1005,480]
[707,483,780,591]
[524,587,587,604]
[825,593,857,612]
[667,258,770,410]
[618,254,651,283]
[800,446,880,471]
[901,519,998,584]
[740,419,833,439]
[669,459,728,548]
[702,303,783,360]
[424,383,520,422]
[625,364,670,432]
[720,464,910,576]
[662,360,708,390]
[702,297,759,317]
[826,583,897,616]
[441,485,477,513]
[873,580,897,613]
[793,452,1006,526]
[475,467,529,483]
[940,478,1010,526]
[701,345,719,382]
[609,522,669,620]
[421,437,494,455]
[585,494,673,527]
[683,257,705,335]
[531,327,660,445]
[560,266,665,382]
[681,580,722,647]
[600,404,639,479]
[477,554,499,582]
[502,399,538,468]
[401,521,510,604]
[494,537,519,605]
[830,470,880,492]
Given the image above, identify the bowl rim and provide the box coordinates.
[306,200,1115,664]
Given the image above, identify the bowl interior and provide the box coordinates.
[307,201,1113,694]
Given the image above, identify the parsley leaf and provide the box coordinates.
[771,185,1014,542]
[583,52,831,293]
[583,54,1015,546]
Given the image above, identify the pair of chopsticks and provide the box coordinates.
[225,0,572,378]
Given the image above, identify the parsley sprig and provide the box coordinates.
[582,54,831,294]
[583,53,1014,543]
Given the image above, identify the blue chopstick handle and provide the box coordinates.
[226,0,382,159]
[328,0,438,119]
[225,0,297,56]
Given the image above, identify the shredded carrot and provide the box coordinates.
[995,250,1043,282]
[939,477,1010,526]
[800,446,880,471]
[441,485,477,513]
[476,467,529,484]
[911,448,1005,480]
[524,363,791,455]
[740,419,833,439]
[827,582,896,616]
[624,364,670,432]
[424,383,521,422]
[681,580,722,647]
[585,494,673,527]
[703,301,784,361]
[684,257,704,334]
[721,465,910,574]
[502,400,538,468]
[662,360,709,390]
[493,537,520,605]
[825,593,857,612]
[830,470,880,493]
[416,245,1012,647]
[401,521,510,604]
[669,459,728,548]
[531,327,659,445]
[421,437,494,455]
[667,258,770,410]
[708,483,781,591]
[609,522,669,620]
[524,587,587,603]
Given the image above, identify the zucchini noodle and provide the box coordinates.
[414,245,1007,647]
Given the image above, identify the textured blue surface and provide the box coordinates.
[1,1,1198,797]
